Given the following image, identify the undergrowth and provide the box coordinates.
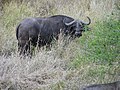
[70,19,120,68]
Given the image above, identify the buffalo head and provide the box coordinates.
[64,17,91,38]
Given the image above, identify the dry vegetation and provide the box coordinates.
[0,0,120,90]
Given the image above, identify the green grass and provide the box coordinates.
[70,19,120,68]
[67,19,120,87]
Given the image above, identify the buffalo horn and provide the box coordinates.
[80,17,91,25]
[64,20,76,26]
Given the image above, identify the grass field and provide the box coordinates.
[0,0,120,90]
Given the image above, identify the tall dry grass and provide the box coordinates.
[0,45,119,90]
[0,0,120,90]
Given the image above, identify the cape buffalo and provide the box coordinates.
[83,81,120,90]
[16,15,91,55]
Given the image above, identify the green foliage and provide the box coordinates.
[89,19,119,63]
[70,19,120,68]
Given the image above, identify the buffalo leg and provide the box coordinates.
[18,40,31,56]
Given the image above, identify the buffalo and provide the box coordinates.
[83,81,120,90]
[16,15,91,55]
